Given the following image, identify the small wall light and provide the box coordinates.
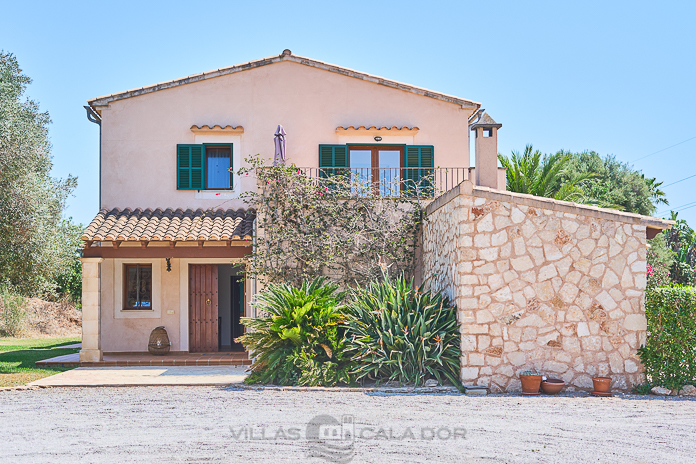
[166,258,172,272]
[374,136,382,142]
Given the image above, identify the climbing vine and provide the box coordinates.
[239,155,426,288]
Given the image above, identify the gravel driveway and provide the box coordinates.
[1,387,695,463]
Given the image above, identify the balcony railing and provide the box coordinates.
[294,167,470,199]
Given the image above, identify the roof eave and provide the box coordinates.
[87,53,481,113]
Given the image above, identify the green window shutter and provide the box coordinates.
[404,145,434,197]
[318,145,348,177]
[404,145,434,168]
[229,144,234,188]
[177,144,205,190]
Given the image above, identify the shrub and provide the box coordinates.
[53,254,82,305]
[631,383,653,395]
[0,287,27,337]
[671,261,696,287]
[664,214,696,286]
[344,275,462,388]
[638,285,696,389]
[647,234,675,288]
[237,277,353,386]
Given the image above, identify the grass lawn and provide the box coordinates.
[0,337,81,387]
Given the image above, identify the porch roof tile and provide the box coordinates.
[82,208,255,242]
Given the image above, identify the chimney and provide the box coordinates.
[470,112,502,189]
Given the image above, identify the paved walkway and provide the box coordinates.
[59,343,81,349]
[36,351,251,367]
[28,366,248,387]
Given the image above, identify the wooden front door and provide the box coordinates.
[189,264,219,352]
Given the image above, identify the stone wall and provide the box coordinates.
[421,182,663,392]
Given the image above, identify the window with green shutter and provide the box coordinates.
[318,145,348,178]
[317,144,434,197]
[404,145,434,197]
[177,144,233,190]
[177,144,205,190]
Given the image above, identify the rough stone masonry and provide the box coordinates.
[422,181,670,392]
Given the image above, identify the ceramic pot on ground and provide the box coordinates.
[540,378,565,395]
[592,377,612,393]
[520,374,543,394]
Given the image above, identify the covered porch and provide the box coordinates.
[79,207,256,362]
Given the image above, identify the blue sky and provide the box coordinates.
[2,1,694,227]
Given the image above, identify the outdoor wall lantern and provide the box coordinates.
[374,136,383,142]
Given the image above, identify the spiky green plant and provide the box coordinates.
[237,277,352,386]
[344,274,462,388]
[497,145,595,202]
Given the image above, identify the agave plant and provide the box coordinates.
[237,277,352,386]
[344,274,462,388]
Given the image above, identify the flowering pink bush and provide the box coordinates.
[647,264,654,276]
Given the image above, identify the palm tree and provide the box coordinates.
[644,176,669,207]
[497,145,593,202]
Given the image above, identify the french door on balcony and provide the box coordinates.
[348,146,403,196]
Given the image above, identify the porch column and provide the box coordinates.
[79,257,104,362]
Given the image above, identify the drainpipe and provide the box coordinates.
[468,108,484,125]
[84,105,102,208]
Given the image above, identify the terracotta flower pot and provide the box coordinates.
[592,377,612,393]
[540,378,565,395]
[520,374,543,394]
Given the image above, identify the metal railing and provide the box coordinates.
[293,167,470,198]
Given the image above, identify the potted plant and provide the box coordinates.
[540,377,565,395]
[592,376,612,396]
[520,370,543,395]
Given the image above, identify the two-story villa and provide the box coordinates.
[80,49,503,362]
[80,50,672,392]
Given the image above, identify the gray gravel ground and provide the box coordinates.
[1,387,695,463]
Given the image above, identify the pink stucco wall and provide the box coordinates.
[97,60,476,211]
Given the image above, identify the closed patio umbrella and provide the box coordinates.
[273,125,286,166]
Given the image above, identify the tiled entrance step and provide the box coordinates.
[36,351,251,368]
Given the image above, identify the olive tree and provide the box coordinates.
[0,51,78,296]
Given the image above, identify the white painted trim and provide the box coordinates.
[194,191,238,200]
[178,257,245,352]
[113,259,161,319]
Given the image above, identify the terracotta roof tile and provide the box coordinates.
[82,208,255,242]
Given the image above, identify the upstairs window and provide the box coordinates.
[318,144,433,197]
[206,146,232,189]
[177,144,233,190]
[347,146,402,196]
